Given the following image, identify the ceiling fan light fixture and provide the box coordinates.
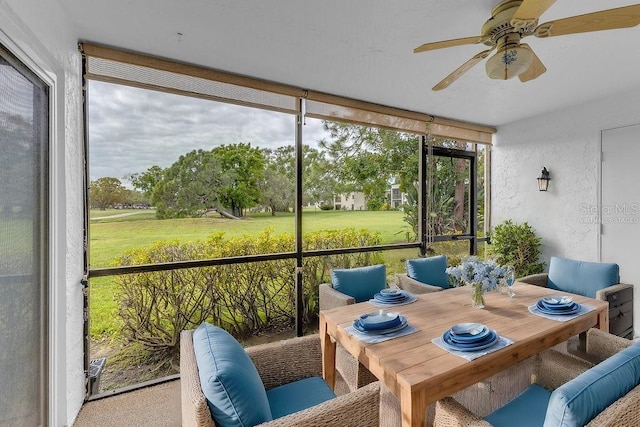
[485,44,534,80]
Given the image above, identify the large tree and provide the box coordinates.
[89,177,128,209]
[128,165,164,198]
[212,143,265,217]
[150,149,225,218]
[302,146,337,207]
[259,145,339,213]
[320,122,419,210]
[260,146,295,214]
[148,143,266,219]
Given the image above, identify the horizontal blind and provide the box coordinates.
[85,56,298,115]
[305,99,427,135]
[80,43,495,143]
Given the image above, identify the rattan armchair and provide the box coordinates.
[394,273,445,294]
[520,256,634,342]
[434,329,636,427]
[318,264,388,392]
[180,330,380,427]
[519,272,632,303]
[395,255,450,294]
[318,283,379,391]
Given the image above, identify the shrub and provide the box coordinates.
[114,228,382,360]
[116,240,216,360]
[487,220,545,277]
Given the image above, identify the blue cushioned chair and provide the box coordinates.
[318,264,387,392]
[519,256,633,341]
[519,256,629,300]
[395,255,449,294]
[180,324,380,427]
[321,264,387,306]
[434,329,640,427]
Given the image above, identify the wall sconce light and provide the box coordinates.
[537,167,550,191]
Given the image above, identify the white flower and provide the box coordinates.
[446,257,507,292]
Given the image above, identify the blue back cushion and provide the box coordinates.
[192,322,272,427]
[266,376,336,419]
[547,257,619,298]
[331,264,386,303]
[544,341,640,427]
[485,384,551,427]
[406,255,449,289]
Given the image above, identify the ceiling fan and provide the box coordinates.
[414,0,640,91]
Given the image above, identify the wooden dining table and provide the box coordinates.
[319,282,609,427]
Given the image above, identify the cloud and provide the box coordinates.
[88,81,329,182]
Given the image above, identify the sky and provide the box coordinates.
[87,80,330,183]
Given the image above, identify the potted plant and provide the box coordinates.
[487,220,545,278]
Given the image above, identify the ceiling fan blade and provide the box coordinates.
[511,0,557,29]
[535,5,640,38]
[518,45,547,83]
[414,36,484,53]
[432,49,492,91]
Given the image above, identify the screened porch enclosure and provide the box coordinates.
[82,43,495,394]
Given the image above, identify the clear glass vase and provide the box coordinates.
[470,283,485,309]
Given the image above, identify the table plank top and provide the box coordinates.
[321,282,609,401]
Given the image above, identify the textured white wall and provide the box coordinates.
[493,87,640,336]
[1,1,85,425]
[493,86,640,265]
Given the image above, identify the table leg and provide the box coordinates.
[596,307,610,332]
[401,386,426,427]
[320,313,336,390]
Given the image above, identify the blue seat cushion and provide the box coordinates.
[544,341,640,427]
[547,257,619,298]
[266,376,336,419]
[331,264,386,303]
[484,384,551,427]
[406,255,449,289]
[192,322,272,427]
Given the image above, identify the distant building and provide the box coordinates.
[387,183,408,208]
[334,192,366,210]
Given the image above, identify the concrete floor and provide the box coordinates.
[73,379,181,426]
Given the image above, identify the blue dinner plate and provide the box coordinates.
[374,291,411,303]
[540,296,574,309]
[374,295,406,302]
[357,311,401,330]
[537,299,579,311]
[379,289,403,297]
[449,323,491,343]
[441,329,498,352]
[353,316,408,335]
[536,300,581,315]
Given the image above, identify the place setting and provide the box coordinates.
[346,309,418,344]
[528,295,594,321]
[431,322,514,361]
[368,287,417,307]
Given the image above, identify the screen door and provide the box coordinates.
[0,44,49,426]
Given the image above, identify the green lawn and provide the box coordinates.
[89,208,419,338]
[89,209,410,267]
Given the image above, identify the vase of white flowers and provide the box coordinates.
[446,257,507,309]
[469,283,486,308]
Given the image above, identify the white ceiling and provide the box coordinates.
[59,0,640,127]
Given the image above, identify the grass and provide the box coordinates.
[89,208,418,339]
[89,209,410,267]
